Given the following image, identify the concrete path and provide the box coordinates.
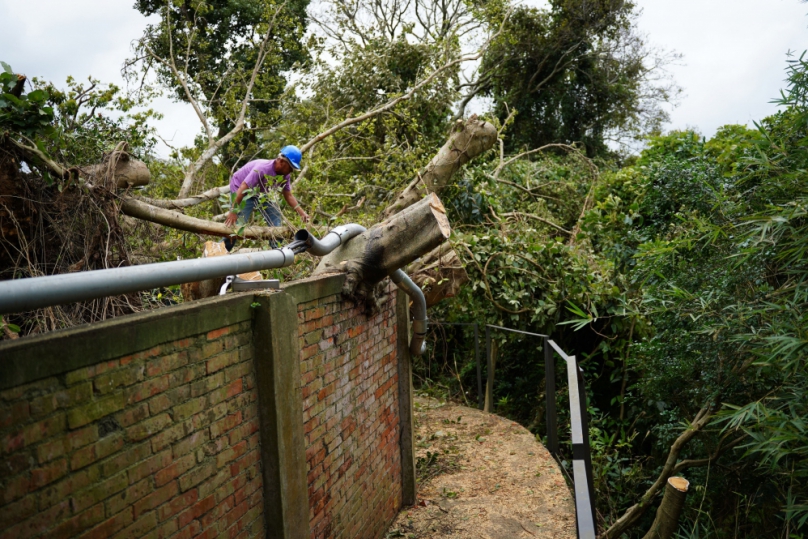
[386,397,576,538]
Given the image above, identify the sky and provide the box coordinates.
[1,0,806,155]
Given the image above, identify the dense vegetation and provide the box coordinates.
[2,0,807,537]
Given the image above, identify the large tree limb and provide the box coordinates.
[136,186,230,209]
[407,245,468,307]
[120,198,290,241]
[600,406,714,539]
[382,115,497,217]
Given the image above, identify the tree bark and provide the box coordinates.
[600,407,712,539]
[81,157,150,189]
[313,193,451,308]
[120,198,291,241]
[382,115,497,218]
[407,245,469,307]
[641,477,690,539]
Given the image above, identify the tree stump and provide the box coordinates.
[642,476,690,539]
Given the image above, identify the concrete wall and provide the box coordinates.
[0,274,415,539]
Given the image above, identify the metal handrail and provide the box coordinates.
[432,323,597,539]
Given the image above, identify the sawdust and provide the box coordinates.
[386,397,576,539]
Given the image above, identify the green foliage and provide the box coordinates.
[0,62,54,137]
[481,1,677,155]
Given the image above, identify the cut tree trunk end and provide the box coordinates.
[313,193,451,310]
[383,115,497,218]
[641,477,690,539]
[82,157,150,189]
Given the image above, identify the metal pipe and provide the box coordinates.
[294,224,367,256]
[0,247,296,316]
[390,269,427,356]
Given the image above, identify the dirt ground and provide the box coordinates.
[386,397,576,539]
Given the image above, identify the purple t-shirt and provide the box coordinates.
[229,159,292,193]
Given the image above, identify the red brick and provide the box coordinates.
[29,457,68,491]
[177,494,216,529]
[156,487,198,521]
[210,411,242,439]
[70,471,128,512]
[206,327,231,341]
[49,503,105,539]
[0,494,36,530]
[154,453,196,487]
[0,500,69,539]
[1,414,66,454]
[0,401,30,430]
[70,433,124,471]
[106,478,153,516]
[146,351,188,377]
[126,413,172,442]
[110,511,157,539]
[125,375,170,405]
[127,449,172,484]
[133,480,179,519]
[206,350,239,375]
[78,508,134,539]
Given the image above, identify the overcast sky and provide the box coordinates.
[1,0,806,155]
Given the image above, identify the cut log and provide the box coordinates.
[120,198,291,241]
[641,477,690,539]
[82,157,150,189]
[408,246,469,307]
[382,115,497,218]
[313,193,451,308]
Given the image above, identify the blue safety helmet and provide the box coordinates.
[279,145,302,170]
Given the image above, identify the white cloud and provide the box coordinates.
[0,0,201,156]
[1,0,806,157]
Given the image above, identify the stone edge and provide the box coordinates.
[0,293,256,390]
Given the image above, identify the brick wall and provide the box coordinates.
[0,275,414,539]
[298,282,403,539]
[0,321,264,539]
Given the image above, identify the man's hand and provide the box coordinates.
[300,211,310,224]
[225,211,238,227]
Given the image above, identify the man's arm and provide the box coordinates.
[282,189,310,223]
[224,182,250,227]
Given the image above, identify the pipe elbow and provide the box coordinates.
[294,224,367,257]
[391,269,428,357]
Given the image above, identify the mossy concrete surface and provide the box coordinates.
[0,294,255,390]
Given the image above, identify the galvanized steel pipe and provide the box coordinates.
[0,248,296,316]
[391,269,427,356]
[293,224,367,256]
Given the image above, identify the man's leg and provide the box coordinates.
[257,201,283,248]
[223,197,257,252]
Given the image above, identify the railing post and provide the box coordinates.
[475,323,483,410]
[577,366,597,530]
[565,354,596,539]
[484,325,493,412]
[544,338,558,456]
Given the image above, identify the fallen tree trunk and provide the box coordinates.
[408,245,469,307]
[120,198,291,241]
[641,477,690,539]
[383,115,497,218]
[313,193,451,309]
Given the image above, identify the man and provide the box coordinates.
[223,145,310,251]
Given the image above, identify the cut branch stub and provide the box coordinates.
[314,193,451,308]
[383,115,497,217]
[641,477,690,539]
